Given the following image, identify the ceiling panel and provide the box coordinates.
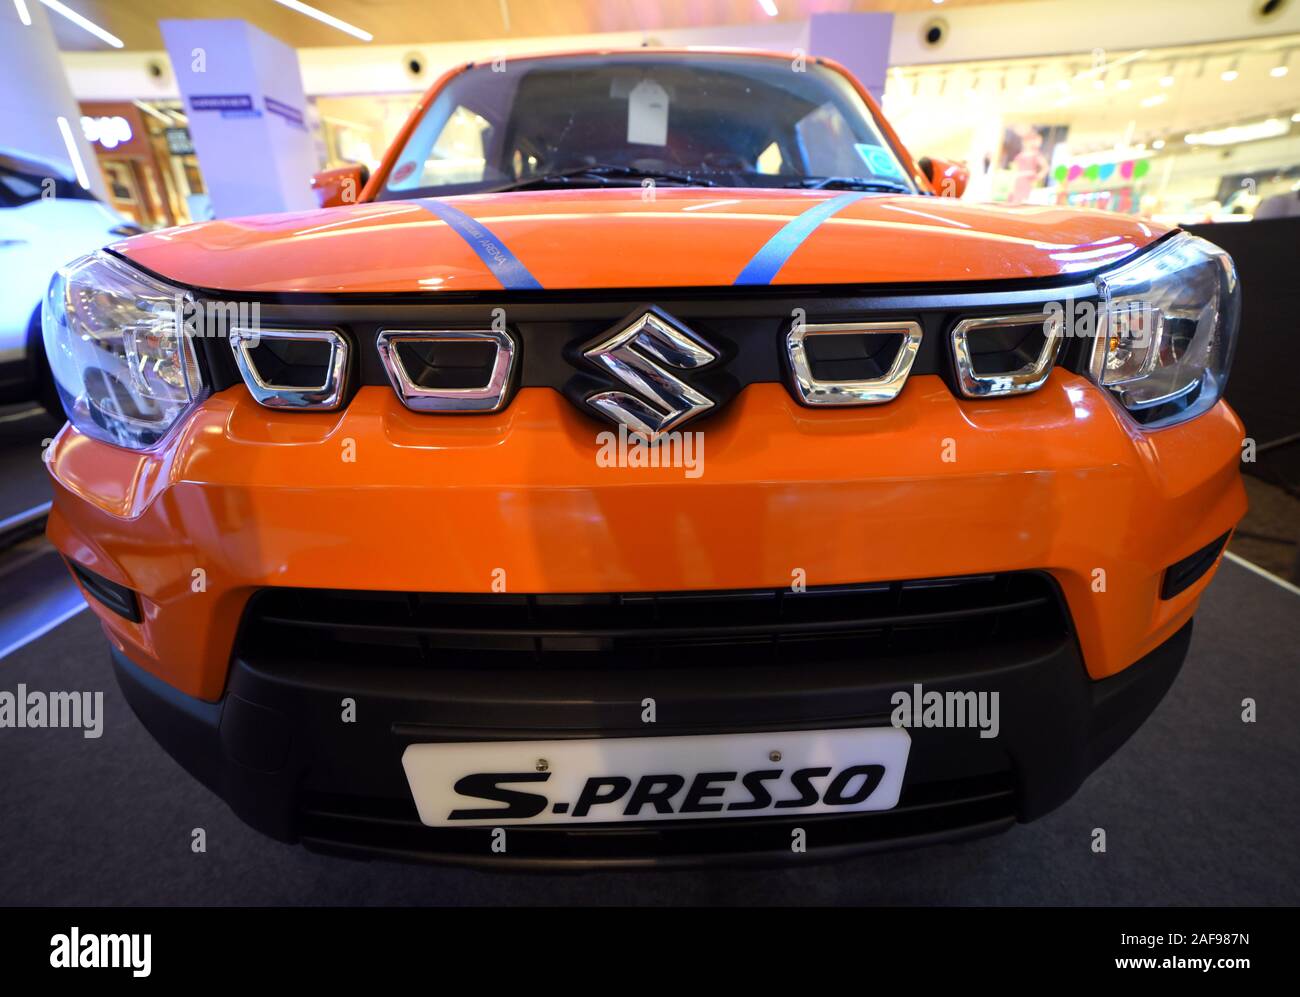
[47,0,1032,52]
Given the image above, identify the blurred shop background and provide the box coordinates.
[1,0,1297,582]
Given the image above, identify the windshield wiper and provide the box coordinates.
[795,176,913,194]
[490,164,720,192]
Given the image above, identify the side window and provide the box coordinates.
[756,142,785,175]
[794,102,906,181]
[795,103,865,178]
[425,105,492,186]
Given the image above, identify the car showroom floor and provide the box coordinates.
[1,528,1297,904]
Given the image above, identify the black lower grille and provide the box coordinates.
[296,773,1017,869]
[237,572,1068,671]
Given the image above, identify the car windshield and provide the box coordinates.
[379,53,917,199]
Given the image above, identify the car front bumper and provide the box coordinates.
[47,373,1245,866]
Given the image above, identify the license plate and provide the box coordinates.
[401,727,910,827]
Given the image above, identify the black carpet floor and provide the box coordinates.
[0,405,61,522]
[0,558,1296,906]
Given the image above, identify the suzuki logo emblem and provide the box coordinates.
[582,310,717,437]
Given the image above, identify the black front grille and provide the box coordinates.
[237,572,1068,671]
[296,773,1017,869]
[192,280,1105,426]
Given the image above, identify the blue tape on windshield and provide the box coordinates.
[733,191,869,286]
[414,198,543,291]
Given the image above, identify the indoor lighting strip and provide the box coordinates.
[38,0,123,47]
[13,0,31,27]
[55,115,91,189]
[271,0,373,42]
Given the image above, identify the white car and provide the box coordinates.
[0,150,140,412]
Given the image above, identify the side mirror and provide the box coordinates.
[919,157,969,199]
[310,163,371,208]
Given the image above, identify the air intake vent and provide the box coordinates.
[66,559,141,622]
[377,329,517,412]
[230,328,350,410]
[785,321,923,406]
[950,312,1062,397]
[1161,531,1231,599]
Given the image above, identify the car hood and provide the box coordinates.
[113,188,1171,295]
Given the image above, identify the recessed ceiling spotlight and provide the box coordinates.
[1221,58,1239,82]
[1272,52,1292,78]
[1152,138,1166,150]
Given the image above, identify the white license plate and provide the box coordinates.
[401,727,910,827]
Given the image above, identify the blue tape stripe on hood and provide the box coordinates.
[414,198,543,291]
[733,191,869,286]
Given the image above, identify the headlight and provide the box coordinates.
[43,251,204,450]
[1088,232,1239,429]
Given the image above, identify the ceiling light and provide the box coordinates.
[1221,59,1239,82]
[1273,52,1292,78]
[1153,138,1166,150]
[1185,118,1288,146]
[38,0,123,47]
[1292,112,1300,123]
[271,0,373,42]
[13,0,31,26]
[1117,67,1132,90]
[55,115,91,189]
[1141,94,1168,108]
[757,0,779,15]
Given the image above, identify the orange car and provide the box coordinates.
[42,49,1244,868]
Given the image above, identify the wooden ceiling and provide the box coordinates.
[49,0,1031,51]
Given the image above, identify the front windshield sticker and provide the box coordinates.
[627,78,670,146]
[856,143,907,180]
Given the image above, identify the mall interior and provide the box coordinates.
[0,0,1297,905]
